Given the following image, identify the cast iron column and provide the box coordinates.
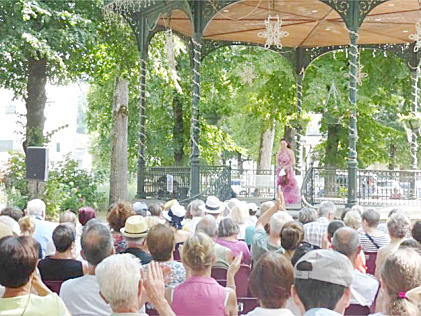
[410,67,419,199]
[295,71,304,175]
[137,48,147,198]
[347,30,359,206]
[190,32,201,196]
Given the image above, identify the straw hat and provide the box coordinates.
[199,196,225,214]
[120,215,149,238]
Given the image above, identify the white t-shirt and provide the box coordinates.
[60,274,112,316]
[351,269,379,306]
[246,307,294,316]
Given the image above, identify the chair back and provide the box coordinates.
[237,297,258,315]
[234,264,251,297]
[43,280,64,294]
[365,252,378,276]
[211,267,228,280]
[345,304,370,315]
[173,248,181,261]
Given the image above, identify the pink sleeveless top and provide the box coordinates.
[171,276,227,315]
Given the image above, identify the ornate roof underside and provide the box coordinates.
[158,0,421,47]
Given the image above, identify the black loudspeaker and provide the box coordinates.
[26,147,48,181]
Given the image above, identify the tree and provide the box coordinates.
[0,0,103,151]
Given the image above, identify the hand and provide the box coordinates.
[227,254,241,277]
[143,261,166,306]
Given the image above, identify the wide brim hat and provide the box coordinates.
[120,215,149,238]
[199,195,225,214]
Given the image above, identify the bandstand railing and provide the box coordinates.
[302,167,421,207]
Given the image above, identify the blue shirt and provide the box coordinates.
[304,308,342,316]
[245,225,255,246]
[33,216,55,258]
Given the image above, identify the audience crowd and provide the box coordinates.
[0,192,421,316]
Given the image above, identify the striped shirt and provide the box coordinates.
[303,217,329,248]
[359,231,390,253]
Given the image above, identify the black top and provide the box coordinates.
[123,247,152,265]
[38,257,83,281]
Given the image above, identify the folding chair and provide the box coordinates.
[234,264,251,297]
[364,252,378,276]
[173,248,181,261]
[345,304,370,315]
[211,267,228,280]
[43,280,64,294]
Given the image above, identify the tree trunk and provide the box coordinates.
[325,124,341,196]
[389,143,396,170]
[257,120,275,172]
[173,94,185,166]
[109,77,129,204]
[24,57,47,151]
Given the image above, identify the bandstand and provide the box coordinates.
[106,0,421,206]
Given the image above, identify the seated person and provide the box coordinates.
[247,252,294,315]
[121,215,151,265]
[167,233,239,315]
[216,217,251,265]
[38,223,85,282]
[0,236,70,315]
[146,224,186,287]
[281,221,304,261]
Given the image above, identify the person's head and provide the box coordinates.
[351,205,364,214]
[26,199,46,219]
[230,203,249,225]
[59,210,77,227]
[249,252,294,308]
[327,220,345,241]
[81,222,114,266]
[387,208,400,218]
[133,201,150,217]
[259,201,275,217]
[399,238,421,252]
[148,203,162,217]
[0,236,39,288]
[387,213,411,239]
[412,220,421,243]
[187,199,205,218]
[163,203,186,230]
[200,196,224,218]
[0,215,20,235]
[218,217,239,238]
[146,224,175,262]
[318,201,336,220]
[96,254,142,312]
[332,227,361,264]
[53,223,76,253]
[120,215,148,247]
[280,138,291,149]
[78,206,96,226]
[269,211,293,237]
[291,243,317,267]
[292,249,353,314]
[107,201,136,232]
[18,216,36,236]
[343,210,361,230]
[1,206,23,222]
[340,207,352,221]
[182,232,214,272]
[281,221,304,251]
[298,208,317,225]
[196,215,218,238]
[380,248,421,316]
[361,208,380,229]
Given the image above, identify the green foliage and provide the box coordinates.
[2,152,105,217]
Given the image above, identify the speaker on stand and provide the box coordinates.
[26,147,49,198]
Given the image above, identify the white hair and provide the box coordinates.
[27,199,46,218]
[95,254,141,310]
[269,211,293,236]
[230,203,249,225]
[319,201,336,217]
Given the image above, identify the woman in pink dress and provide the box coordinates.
[277,139,300,205]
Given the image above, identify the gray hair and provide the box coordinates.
[332,227,360,257]
[187,199,205,217]
[59,210,77,226]
[196,215,218,238]
[96,254,141,311]
[344,210,362,230]
[361,208,380,227]
[387,213,411,239]
[218,217,239,238]
[319,201,336,218]
[269,211,293,236]
[259,201,275,217]
[26,199,46,218]
[81,222,113,265]
[298,208,317,225]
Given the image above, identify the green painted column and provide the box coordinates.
[190,32,201,196]
[137,49,147,198]
[295,71,304,175]
[347,30,359,207]
[410,67,419,199]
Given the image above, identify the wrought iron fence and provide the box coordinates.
[231,167,276,199]
[302,167,421,206]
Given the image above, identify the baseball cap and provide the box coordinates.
[294,249,353,288]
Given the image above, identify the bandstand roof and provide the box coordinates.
[157,0,421,48]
